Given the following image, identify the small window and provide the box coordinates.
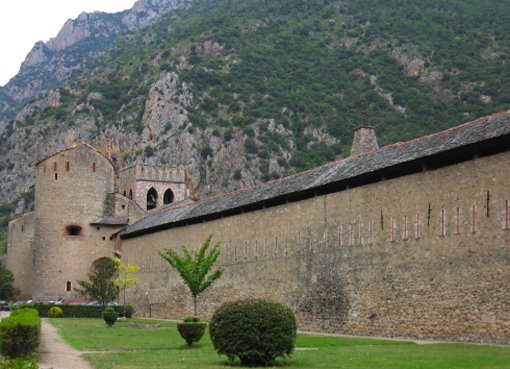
[66,281,72,292]
[147,188,158,210]
[53,162,57,172]
[54,173,58,181]
[92,162,96,172]
[121,204,125,209]
[123,191,126,196]
[164,189,174,204]
[102,236,106,240]
[129,189,133,199]
[96,226,100,230]
[66,161,70,171]
[65,225,82,237]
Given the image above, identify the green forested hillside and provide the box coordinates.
[0,0,509,247]
[67,0,510,169]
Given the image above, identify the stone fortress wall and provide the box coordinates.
[6,212,35,300]
[6,112,510,345]
[121,133,510,345]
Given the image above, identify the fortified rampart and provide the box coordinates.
[121,111,510,344]
[6,212,35,300]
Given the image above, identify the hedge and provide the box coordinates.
[0,308,41,358]
[27,304,134,318]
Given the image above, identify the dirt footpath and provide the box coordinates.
[38,319,94,369]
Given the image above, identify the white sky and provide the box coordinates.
[0,0,136,86]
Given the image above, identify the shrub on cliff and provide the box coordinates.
[209,299,297,366]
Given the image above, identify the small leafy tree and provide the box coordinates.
[113,257,139,317]
[0,266,19,300]
[159,234,223,316]
[75,258,117,306]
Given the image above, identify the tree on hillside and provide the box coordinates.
[113,257,139,317]
[159,234,223,316]
[0,266,19,300]
[75,257,117,306]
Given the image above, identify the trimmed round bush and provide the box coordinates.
[48,306,63,318]
[102,307,118,327]
[210,299,297,366]
[177,317,207,346]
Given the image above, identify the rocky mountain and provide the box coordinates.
[0,0,188,119]
[1,0,509,252]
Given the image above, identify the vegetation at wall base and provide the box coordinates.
[0,356,38,369]
[113,257,140,319]
[75,257,117,305]
[177,317,208,346]
[0,308,41,358]
[47,306,63,318]
[102,307,119,327]
[46,318,510,369]
[28,303,133,318]
[209,299,297,366]
[0,266,19,300]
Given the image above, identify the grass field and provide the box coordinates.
[48,318,510,369]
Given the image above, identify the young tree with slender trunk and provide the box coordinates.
[113,257,139,317]
[159,234,223,316]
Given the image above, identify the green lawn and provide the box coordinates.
[48,318,510,369]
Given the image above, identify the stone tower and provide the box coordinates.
[31,143,119,302]
[118,163,187,211]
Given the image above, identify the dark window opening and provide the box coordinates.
[65,225,82,237]
[123,191,126,196]
[96,226,100,230]
[66,161,70,171]
[121,204,125,209]
[54,173,58,181]
[21,226,24,232]
[102,236,106,240]
[66,281,72,292]
[163,189,174,204]
[147,187,158,210]
[92,162,96,172]
[129,189,133,199]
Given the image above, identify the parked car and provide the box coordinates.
[86,301,119,306]
[10,300,33,309]
[0,300,9,311]
[67,299,87,305]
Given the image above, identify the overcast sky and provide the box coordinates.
[0,0,136,86]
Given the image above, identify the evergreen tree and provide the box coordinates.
[0,266,19,300]
[75,258,117,306]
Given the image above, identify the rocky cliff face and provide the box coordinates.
[2,0,187,103]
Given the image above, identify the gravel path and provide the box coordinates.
[38,319,94,369]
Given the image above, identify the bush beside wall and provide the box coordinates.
[29,304,134,318]
[0,308,41,358]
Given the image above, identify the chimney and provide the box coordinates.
[350,126,379,156]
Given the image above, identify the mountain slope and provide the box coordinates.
[0,0,509,240]
[0,0,187,122]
